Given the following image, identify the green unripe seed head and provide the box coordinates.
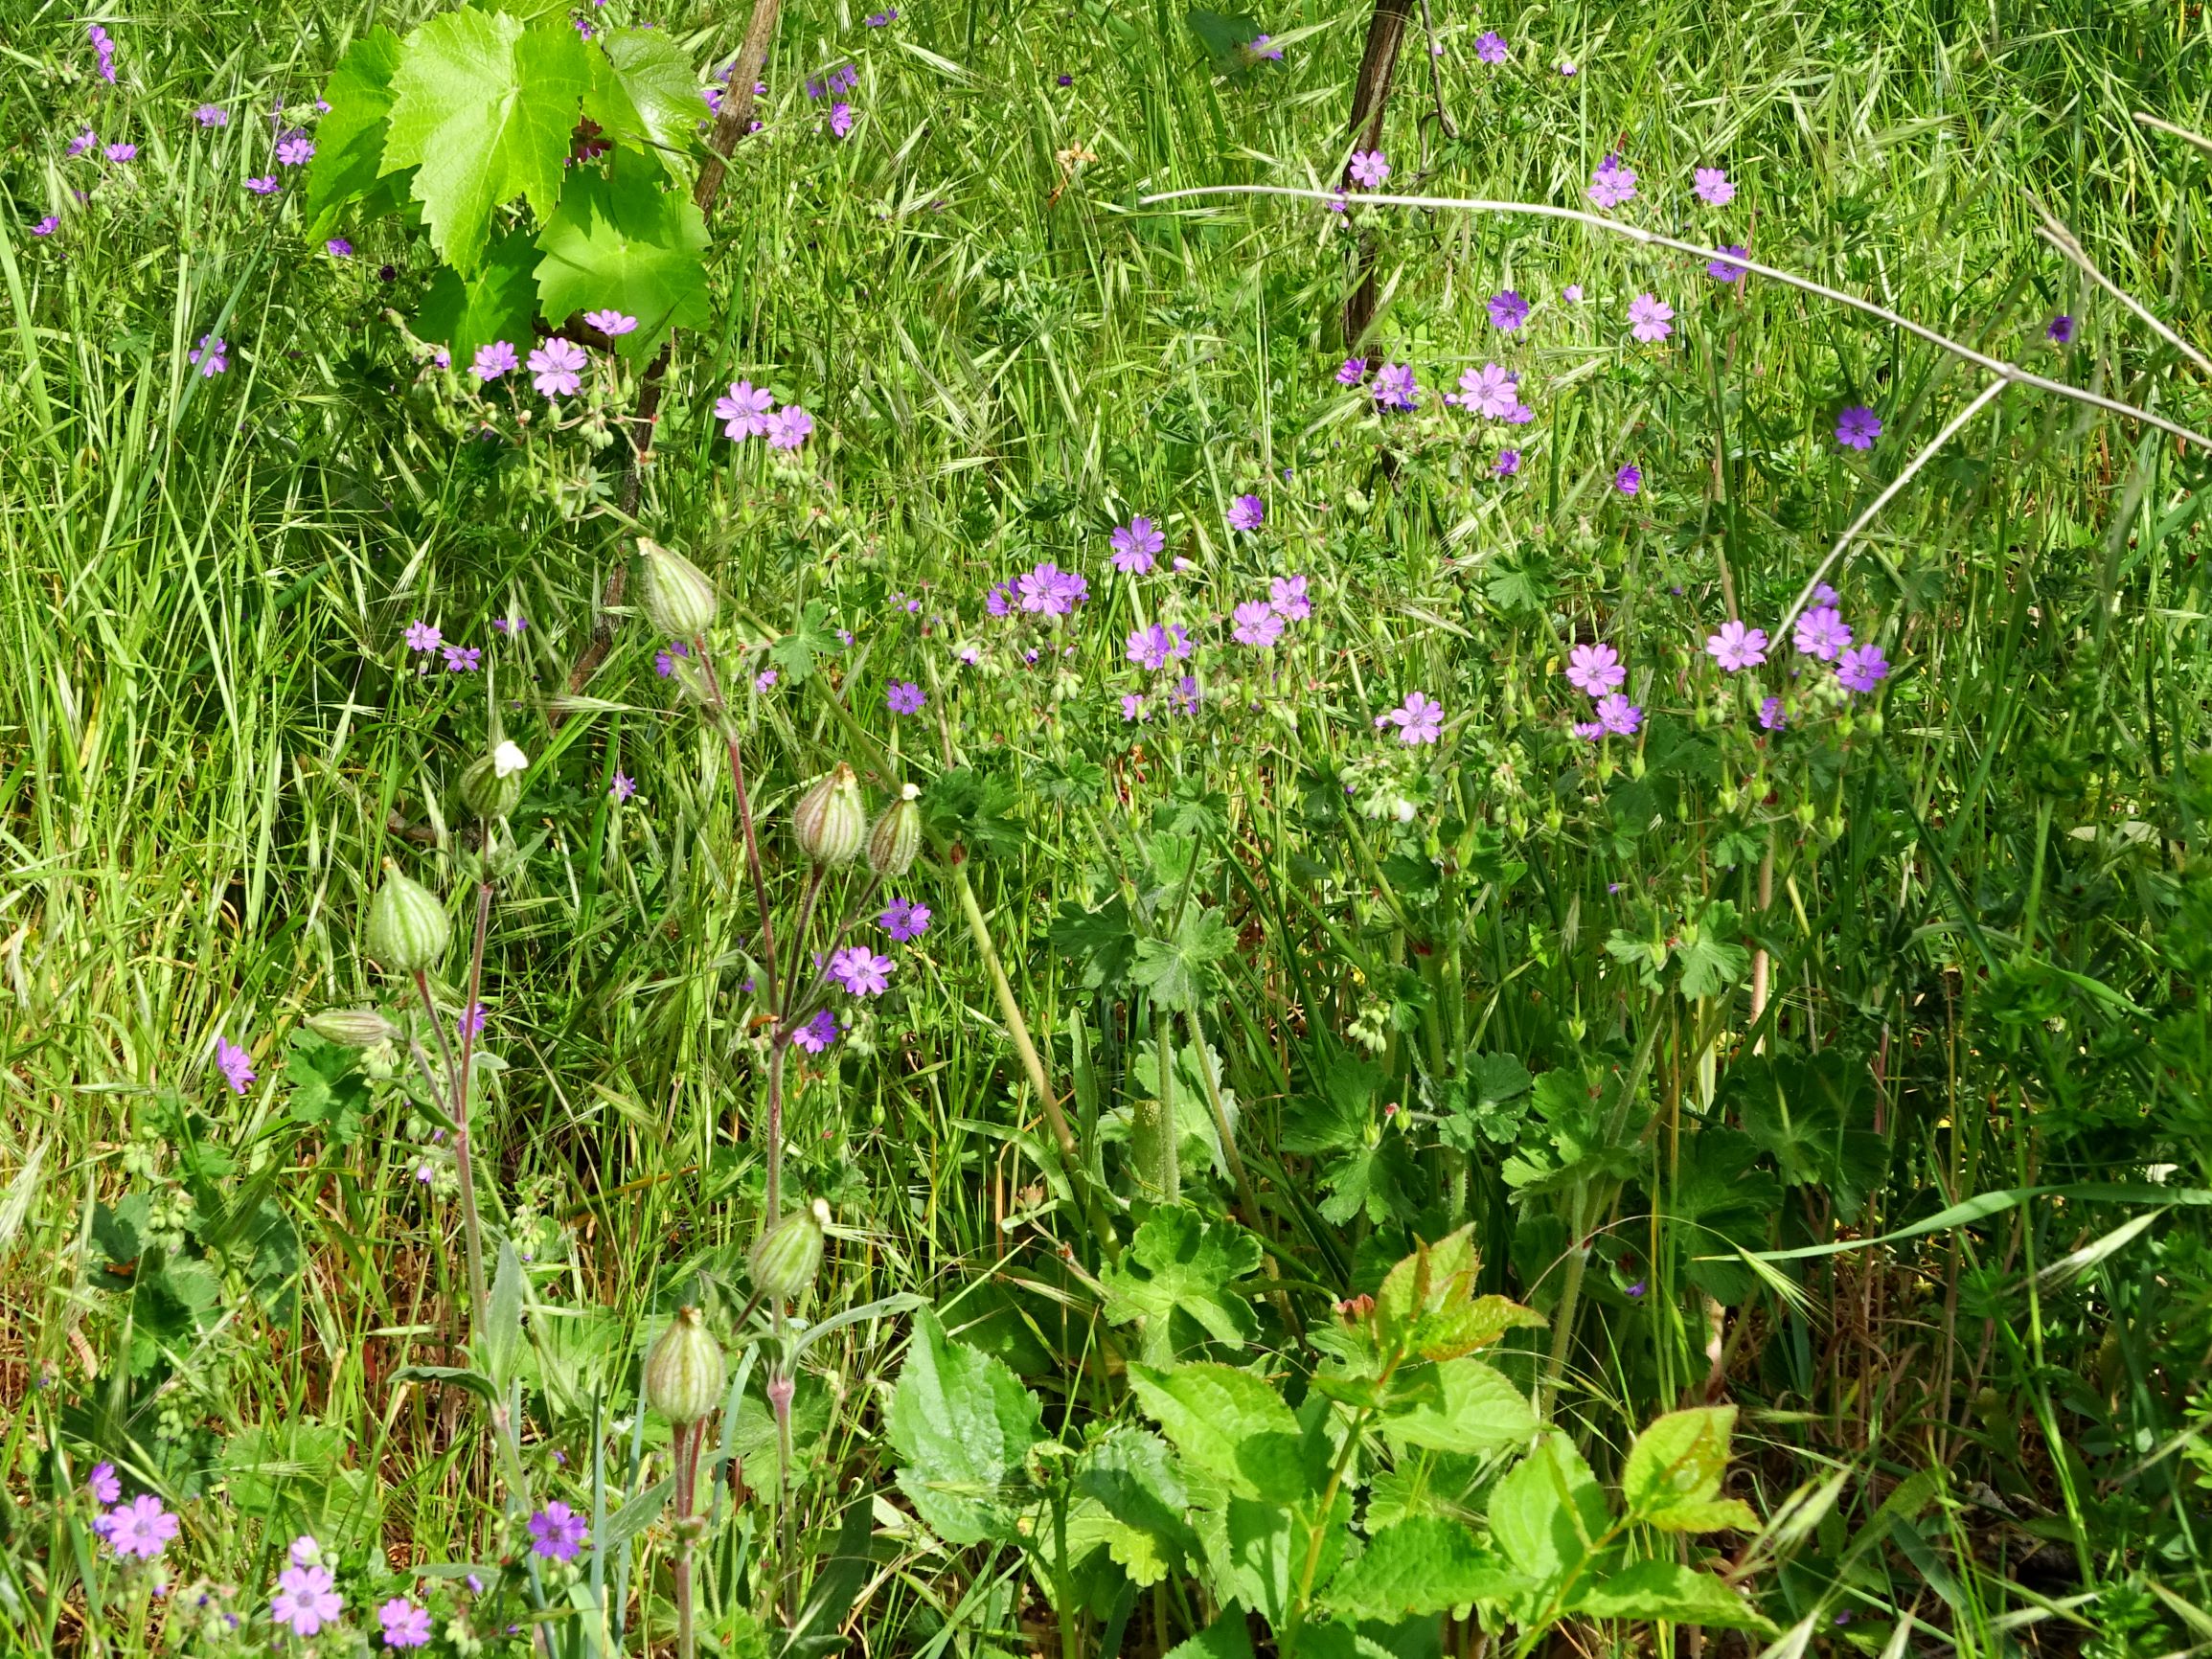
[867,784,924,877]
[643,1306,726,1427]
[306,1008,402,1048]
[749,1199,830,1299]
[636,538,718,641]
[793,765,865,868]
[366,868,451,975]
[461,741,529,822]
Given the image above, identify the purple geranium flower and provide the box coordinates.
[1494,448,1521,476]
[1565,642,1626,695]
[585,309,638,336]
[1835,405,1881,449]
[1017,561,1087,614]
[828,946,894,995]
[404,620,441,652]
[32,216,58,237]
[1487,289,1530,330]
[471,341,517,383]
[716,380,775,439]
[1126,623,1188,670]
[1231,601,1284,648]
[1226,494,1266,532]
[879,898,931,941]
[216,1036,255,1094]
[610,771,636,803]
[792,1010,840,1053]
[1707,244,1748,283]
[1693,167,1735,205]
[528,1504,589,1562]
[88,1463,122,1504]
[1120,693,1146,721]
[195,104,229,127]
[326,238,353,257]
[1594,693,1642,736]
[245,174,280,194]
[189,335,228,377]
[2046,314,2074,343]
[1757,695,1787,730]
[886,680,924,714]
[765,405,814,448]
[443,645,482,672]
[1348,149,1389,189]
[1473,30,1508,61]
[1793,605,1853,661]
[103,1495,179,1560]
[276,133,314,167]
[1628,292,1674,343]
[1109,515,1164,573]
[1588,154,1637,208]
[1705,619,1769,671]
[1335,356,1367,386]
[1836,644,1890,693]
[1454,362,1520,419]
[1376,691,1444,744]
[104,143,137,163]
[1245,33,1283,58]
[1614,464,1642,495]
[1269,574,1310,620]
[1372,362,1418,410]
[271,1565,343,1637]
[68,129,98,158]
[654,639,691,676]
[828,102,854,138]
[527,337,587,398]
[379,1598,434,1648]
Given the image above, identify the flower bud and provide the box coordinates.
[306,1008,401,1048]
[636,538,718,640]
[748,1198,830,1299]
[366,868,450,974]
[643,1306,726,1427]
[793,765,864,867]
[461,744,527,821]
[867,784,923,877]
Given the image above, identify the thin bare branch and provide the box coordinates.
[2031,202,2212,376]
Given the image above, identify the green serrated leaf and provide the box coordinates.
[1101,1206,1262,1364]
[1487,1433,1610,1586]
[383,10,589,274]
[1569,1558,1771,1629]
[418,227,540,365]
[887,1308,1044,1545]
[1621,1405,1757,1532]
[1165,1605,1255,1659]
[1127,1361,1306,1504]
[584,29,706,157]
[1324,1516,1525,1620]
[1675,899,1749,1001]
[305,27,407,239]
[535,159,709,357]
[1131,906,1236,1011]
[767,601,841,684]
[1075,1426,1198,1579]
[1380,1358,1539,1456]
[285,1034,371,1147]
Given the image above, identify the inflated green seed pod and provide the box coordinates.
[867,784,924,877]
[748,1199,830,1299]
[643,1306,727,1427]
[306,1008,402,1049]
[636,538,718,640]
[461,741,529,822]
[792,765,864,868]
[365,868,451,974]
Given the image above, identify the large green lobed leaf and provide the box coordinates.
[535,162,710,359]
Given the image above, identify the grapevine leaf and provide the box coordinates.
[535,162,710,358]
[1568,1559,1772,1629]
[1100,1205,1262,1364]
[1323,1517,1525,1620]
[382,10,589,274]
[305,27,408,239]
[585,29,708,158]
[1621,1406,1759,1532]
[887,1308,1044,1545]
[418,229,540,366]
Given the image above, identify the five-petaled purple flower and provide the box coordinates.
[528,1504,589,1562]
[1588,154,1637,208]
[1758,695,1787,730]
[717,380,775,439]
[1110,515,1164,573]
[1706,244,1749,283]
[444,645,482,673]
[195,104,229,127]
[1794,606,1853,660]
[1454,362,1519,419]
[1226,494,1266,532]
[828,102,854,138]
[792,1009,840,1053]
[1376,691,1444,744]
[327,238,353,258]
[1487,289,1530,330]
[879,898,931,941]
[271,1566,343,1637]
[104,143,137,163]
[471,341,518,383]
[1126,623,1189,670]
[528,337,587,398]
[1628,292,1674,343]
[1335,356,1367,386]
[1017,561,1088,614]
[1836,644,1890,693]
[33,216,58,237]
[1347,149,1389,189]
[1372,362,1418,410]
[379,1598,433,1648]
[189,335,228,377]
[765,405,814,448]
[1473,30,1508,61]
[1706,620,1768,671]
[1269,574,1311,620]
[404,620,441,652]
[1494,448,1521,476]
[216,1036,255,1095]
[276,133,314,168]
[610,771,636,803]
[88,1463,123,1504]
[1693,167,1735,205]
[829,946,895,995]
[1614,464,1642,495]
[1245,33,1283,58]
[2046,314,2074,344]
[1594,693,1642,736]
[1835,405,1881,449]
[1566,642,1626,695]
[654,640,692,677]
[886,680,925,714]
[245,174,280,194]
[103,1495,179,1560]
[585,309,638,336]
[68,129,99,158]
[1231,602,1285,648]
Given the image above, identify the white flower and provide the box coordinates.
[491,740,529,778]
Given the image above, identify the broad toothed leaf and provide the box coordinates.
[534,161,710,358]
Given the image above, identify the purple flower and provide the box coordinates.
[490,616,527,634]
[195,104,228,127]
[1693,167,1735,205]
[585,309,638,336]
[792,1010,840,1053]
[755,669,778,691]
[1707,244,1748,283]
[216,1037,255,1095]
[1614,464,1642,495]
[1232,601,1285,648]
[1016,561,1087,614]
[1572,718,1606,742]
[1473,29,1508,61]
[90,26,117,82]
[379,1598,433,1648]
[32,216,58,237]
[1453,362,1520,419]
[104,143,137,163]
[1172,673,1202,716]
[1372,362,1419,410]
[1562,283,1584,303]
[765,405,814,448]
[404,620,441,652]
[610,771,636,803]
[1793,606,1853,661]
[653,640,692,677]
[1126,623,1189,670]
[458,1002,487,1043]
[716,380,775,439]
[471,341,518,383]
[326,238,353,258]
[1757,695,1786,731]
[528,1504,589,1562]
[1226,493,1266,532]
[984,580,1016,617]
[879,898,931,941]
[1565,642,1626,695]
[866,9,899,23]
[68,129,98,158]
[1335,356,1367,386]
[1245,33,1284,58]
[1348,149,1390,189]
[1625,1278,1648,1300]
[829,946,894,995]
[1705,620,1768,671]
[1120,693,1147,721]
[1269,574,1311,620]
[1836,644,1890,693]
[443,645,482,672]
[1834,405,1881,449]
[1588,153,1637,209]
[276,134,315,168]
[1813,582,1839,603]
[188,335,228,377]
[1376,691,1445,744]
[2047,313,2075,344]
[886,680,924,714]
[1487,289,1531,330]
[1595,693,1642,736]
[1109,515,1164,573]
[528,337,587,398]
[88,1463,122,1504]
[1494,448,1521,476]
[828,102,854,138]
[245,174,280,194]
[1627,292,1674,343]
[271,1565,343,1637]
[103,1495,179,1560]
